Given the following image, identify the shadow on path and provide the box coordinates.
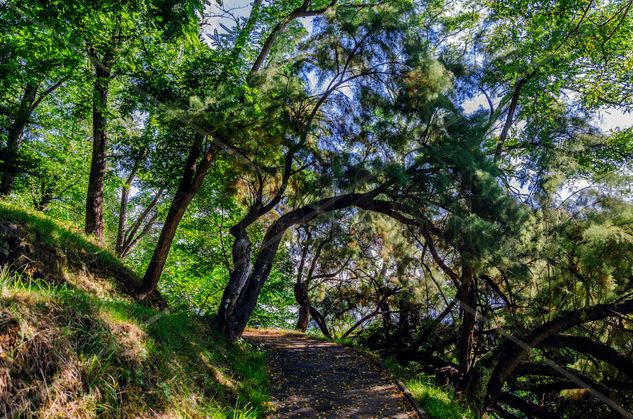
[243,329,417,418]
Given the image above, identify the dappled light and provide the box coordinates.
[1,0,633,416]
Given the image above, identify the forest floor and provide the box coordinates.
[243,328,418,418]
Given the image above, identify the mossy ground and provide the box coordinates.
[0,204,270,417]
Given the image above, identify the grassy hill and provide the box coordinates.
[0,204,270,417]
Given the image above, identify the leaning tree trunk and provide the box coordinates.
[483,297,633,407]
[1,83,39,196]
[217,220,282,340]
[138,137,213,298]
[85,65,111,241]
[457,263,477,374]
[138,185,196,296]
[216,190,383,341]
[294,281,311,331]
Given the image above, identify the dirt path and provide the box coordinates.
[243,329,418,418]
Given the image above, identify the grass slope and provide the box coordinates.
[0,204,270,417]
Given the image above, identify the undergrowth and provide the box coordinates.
[0,268,270,417]
[382,357,475,419]
[0,204,270,417]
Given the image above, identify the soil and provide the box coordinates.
[243,329,418,418]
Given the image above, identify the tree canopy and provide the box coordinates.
[1,0,633,416]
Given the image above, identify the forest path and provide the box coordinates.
[243,328,419,418]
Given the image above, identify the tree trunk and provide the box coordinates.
[217,220,283,340]
[116,157,141,254]
[294,281,310,331]
[138,137,213,298]
[216,223,254,337]
[309,306,331,338]
[484,297,633,406]
[379,300,392,341]
[85,64,111,241]
[1,83,39,196]
[138,187,194,296]
[116,178,132,254]
[457,264,477,374]
[216,189,386,341]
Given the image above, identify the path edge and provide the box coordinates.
[344,345,430,419]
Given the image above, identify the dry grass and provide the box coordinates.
[0,270,269,418]
[0,204,270,418]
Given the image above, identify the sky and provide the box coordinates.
[463,95,633,132]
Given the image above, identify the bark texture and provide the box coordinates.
[457,264,476,374]
[85,63,111,241]
[138,137,213,298]
[217,190,386,340]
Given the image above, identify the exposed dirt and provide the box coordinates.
[243,329,418,418]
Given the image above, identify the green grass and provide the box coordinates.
[0,203,138,297]
[0,203,122,268]
[0,267,270,417]
[382,357,476,419]
[0,204,271,417]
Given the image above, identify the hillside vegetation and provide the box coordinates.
[2,0,633,416]
[0,204,269,417]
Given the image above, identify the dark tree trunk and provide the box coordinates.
[216,223,254,336]
[138,187,194,295]
[484,297,633,406]
[85,64,111,241]
[293,226,311,331]
[116,173,134,254]
[217,220,284,340]
[138,137,213,298]
[1,83,39,196]
[294,281,310,331]
[309,306,331,338]
[215,189,386,341]
[397,293,415,344]
[457,264,476,374]
[379,300,392,341]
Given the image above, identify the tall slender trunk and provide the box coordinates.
[294,229,312,331]
[1,83,39,196]
[116,156,142,254]
[379,300,392,341]
[457,263,477,374]
[85,64,111,241]
[138,137,213,298]
[116,177,132,253]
